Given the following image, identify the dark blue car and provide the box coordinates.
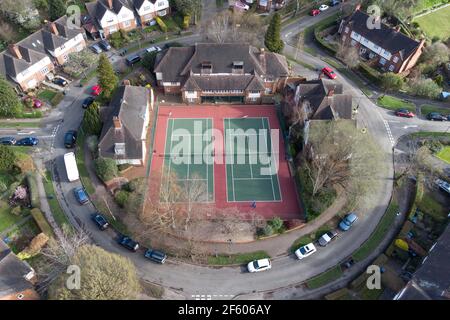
[73,187,89,205]
[91,213,109,230]
[16,137,39,146]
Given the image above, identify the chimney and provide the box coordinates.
[354,3,361,12]
[113,116,122,129]
[8,44,22,60]
[328,89,335,97]
[107,0,113,9]
[49,22,59,36]
[123,79,131,86]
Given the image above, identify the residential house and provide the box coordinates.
[282,78,354,124]
[85,0,137,38]
[98,85,153,166]
[394,224,450,300]
[338,5,425,74]
[153,43,290,104]
[131,0,170,25]
[0,239,39,300]
[257,0,272,12]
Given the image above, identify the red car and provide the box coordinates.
[91,84,102,96]
[322,67,337,79]
[32,98,42,108]
[311,9,320,16]
[395,108,415,118]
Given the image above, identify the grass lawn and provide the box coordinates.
[0,122,40,128]
[353,202,399,262]
[411,131,450,138]
[75,131,96,195]
[420,104,450,116]
[377,95,416,112]
[414,5,450,40]
[418,192,447,222]
[207,251,270,265]
[306,265,343,289]
[42,170,70,228]
[435,146,450,164]
[37,89,57,102]
[0,204,24,233]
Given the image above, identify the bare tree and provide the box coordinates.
[336,42,360,69]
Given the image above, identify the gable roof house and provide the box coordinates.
[154,43,290,104]
[98,85,153,165]
[131,0,170,24]
[0,239,39,300]
[282,78,354,126]
[85,0,137,38]
[338,5,425,74]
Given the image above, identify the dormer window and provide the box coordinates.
[201,61,212,74]
[115,143,126,155]
[232,61,244,74]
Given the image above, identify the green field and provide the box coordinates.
[377,95,416,112]
[306,265,343,289]
[436,146,450,164]
[207,251,270,265]
[414,5,450,40]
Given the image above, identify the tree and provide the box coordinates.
[94,157,118,182]
[380,72,404,96]
[48,244,141,300]
[0,0,41,31]
[48,0,66,21]
[97,53,118,100]
[408,77,442,99]
[336,43,360,69]
[0,78,22,117]
[142,51,158,72]
[174,0,201,24]
[421,42,450,69]
[265,13,284,53]
[64,50,99,78]
[0,145,17,171]
[82,102,102,136]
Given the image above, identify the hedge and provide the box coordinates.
[31,208,54,237]
[26,172,40,208]
[358,63,381,85]
[155,16,168,33]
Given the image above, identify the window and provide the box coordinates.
[123,20,131,27]
[63,54,68,61]
[388,64,395,72]
[345,27,349,34]
[265,88,272,94]
[188,98,195,103]
[115,143,126,155]
[158,1,165,6]
[41,67,49,74]
[379,57,387,66]
[392,56,399,63]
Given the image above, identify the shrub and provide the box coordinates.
[408,77,442,99]
[155,16,168,33]
[122,181,135,192]
[50,92,65,106]
[94,157,118,183]
[110,31,125,48]
[11,206,22,216]
[17,232,49,259]
[258,224,274,237]
[115,190,129,208]
[31,208,54,237]
[0,145,17,172]
[26,173,40,208]
[268,217,284,233]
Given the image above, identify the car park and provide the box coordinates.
[99,40,111,51]
[294,243,317,259]
[247,258,272,273]
[310,8,320,16]
[91,213,109,230]
[145,46,162,54]
[73,187,89,205]
[427,112,446,121]
[395,108,415,118]
[125,54,141,66]
[91,43,102,54]
[0,137,16,145]
[339,213,358,231]
[118,235,139,252]
[322,67,337,79]
[82,96,95,109]
[319,4,329,11]
[16,137,39,146]
[318,230,338,246]
[144,249,167,264]
[53,76,68,87]
[91,84,102,96]
[64,130,77,148]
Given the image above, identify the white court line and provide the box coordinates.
[227,119,236,201]
[262,117,276,201]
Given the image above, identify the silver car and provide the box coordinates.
[318,230,338,246]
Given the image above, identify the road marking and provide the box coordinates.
[383,120,395,146]
[403,125,418,129]
[17,131,35,135]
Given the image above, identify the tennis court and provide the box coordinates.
[224,117,282,202]
[162,118,214,202]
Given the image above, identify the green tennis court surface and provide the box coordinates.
[162,118,214,202]
[224,117,281,202]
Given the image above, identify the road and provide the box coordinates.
[4,4,449,300]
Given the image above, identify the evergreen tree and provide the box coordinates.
[265,13,284,54]
[48,0,66,21]
[82,102,102,136]
[0,77,22,117]
[97,53,118,100]
[0,145,17,172]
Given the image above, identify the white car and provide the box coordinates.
[235,1,250,10]
[145,46,162,54]
[295,243,317,259]
[247,258,272,273]
[436,179,450,195]
[319,4,329,11]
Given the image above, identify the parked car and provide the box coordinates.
[82,96,95,109]
[294,243,317,259]
[125,54,141,66]
[64,130,77,148]
[99,40,111,51]
[322,67,337,79]
[144,249,167,264]
[145,20,157,26]
[73,187,89,205]
[32,98,42,108]
[235,1,250,10]
[427,112,446,121]
[91,84,102,96]
[339,213,358,231]
[53,76,68,87]
[247,258,272,273]
[329,0,340,6]
[319,4,329,11]
[435,179,450,195]
[395,108,415,118]
[16,137,39,146]
[118,235,139,252]
[90,43,102,54]
[310,8,321,16]
[0,137,16,145]
[145,46,162,54]
[342,258,355,269]
[91,213,109,230]
[318,230,338,246]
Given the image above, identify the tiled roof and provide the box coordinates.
[182,75,265,91]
